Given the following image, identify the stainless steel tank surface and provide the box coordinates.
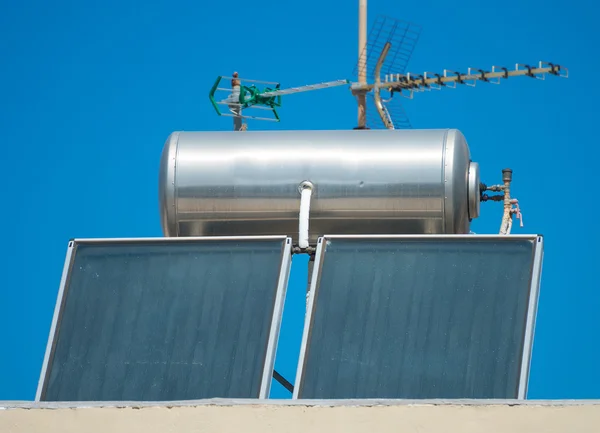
[159,129,481,244]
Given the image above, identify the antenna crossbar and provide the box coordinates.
[260,80,350,97]
[352,61,568,93]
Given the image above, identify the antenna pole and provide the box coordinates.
[231,72,244,131]
[357,0,367,129]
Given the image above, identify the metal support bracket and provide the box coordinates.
[373,42,394,129]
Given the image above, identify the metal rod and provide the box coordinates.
[357,0,367,128]
[352,62,568,92]
[260,80,349,97]
[217,101,243,106]
[217,102,277,111]
[272,370,294,393]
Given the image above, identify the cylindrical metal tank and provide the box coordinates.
[159,129,481,244]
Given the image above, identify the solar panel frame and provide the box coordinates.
[35,235,293,402]
[293,234,544,400]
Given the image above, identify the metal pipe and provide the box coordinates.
[306,257,314,312]
[357,0,367,128]
[482,184,505,192]
[230,72,243,131]
[500,168,513,235]
[298,181,314,248]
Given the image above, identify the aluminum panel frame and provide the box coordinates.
[36,235,293,402]
[293,234,544,400]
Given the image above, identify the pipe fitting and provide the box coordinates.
[298,180,314,194]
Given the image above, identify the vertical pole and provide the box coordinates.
[500,168,513,235]
[306,257,314,312]
[357,0,367,128]
[231,72,244,131]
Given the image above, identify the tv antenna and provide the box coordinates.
[208,0,568,131]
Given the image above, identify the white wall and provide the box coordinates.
[2,400,600,433]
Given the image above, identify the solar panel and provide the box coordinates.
[294,235,543,400]
[36,236,292,402]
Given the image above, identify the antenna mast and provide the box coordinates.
[357,0,368,129]
[208,9,567,132]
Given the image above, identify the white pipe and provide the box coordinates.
[298,181,314,249]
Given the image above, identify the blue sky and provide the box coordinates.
[1,0,599,400]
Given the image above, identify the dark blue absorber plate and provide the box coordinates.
[297,237,539,399]
[41,237,289,401]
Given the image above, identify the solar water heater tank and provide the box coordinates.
[159,129,481,243]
